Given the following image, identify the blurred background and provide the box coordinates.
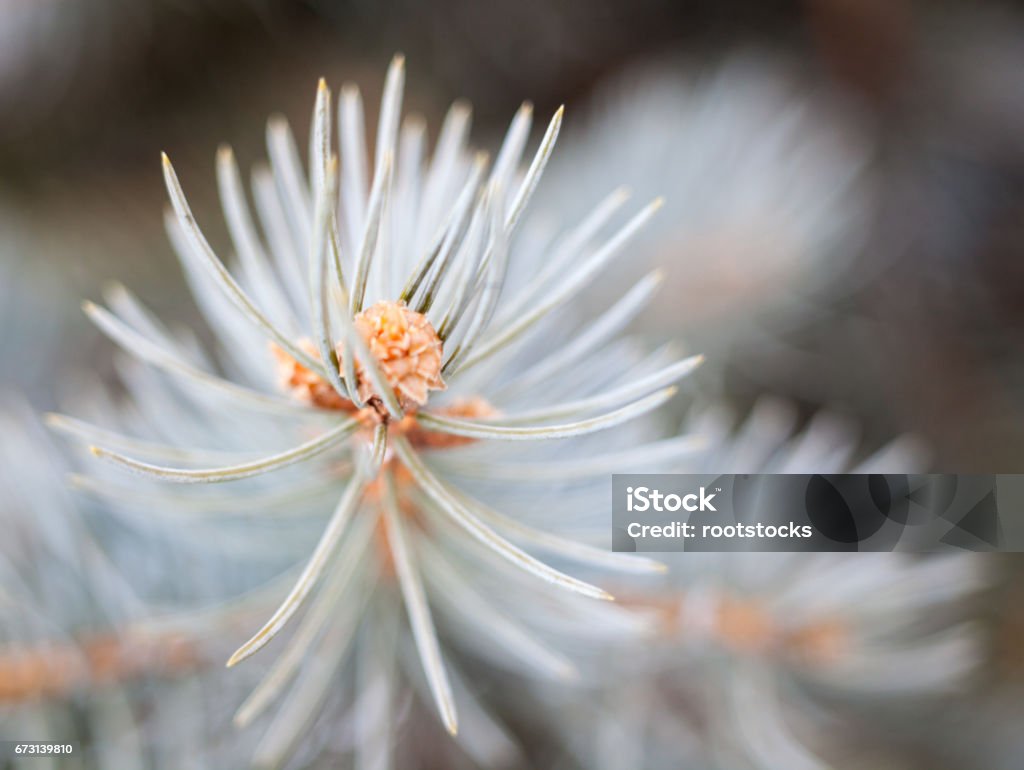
[0,0,1022,768]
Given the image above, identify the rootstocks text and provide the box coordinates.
[623,483,812,542]
[612,474,1019,552]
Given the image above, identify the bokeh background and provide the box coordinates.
[1,0,1022,767]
